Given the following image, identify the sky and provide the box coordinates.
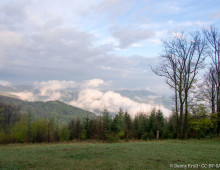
[0,0,220,116]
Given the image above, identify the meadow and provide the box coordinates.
[0,139,220,170]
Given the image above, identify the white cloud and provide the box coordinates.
[0,30,22,68]
[34,80,77,96]
[112,27,155,48]
[131,43,143,47]
[81,79,111,89]
[10,80,78,102]
[176,21,211,27]
[89,0,135,19]
[0,80,12,87]
[211,11,220,20]
[10,91,35,101]
[82,79,105,88]
[70,88,171,117]
[0,30,21,47]
[0,0,213,110]
[0,0,213,92]
[2,79,171,117]
[101,37,119,46]
[156,1,181,14]
[148,38,162,45]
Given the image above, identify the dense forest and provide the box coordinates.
[0,26,220,144]
[0,104,217,144]
[0,95,96,124]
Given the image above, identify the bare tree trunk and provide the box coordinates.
[183,91,188,139]
[179,90,184,139]
[174,86,180,138]
[212,81,216,113]
[218,42,220,135]
[156,130,159,140]
[218,79,220,135]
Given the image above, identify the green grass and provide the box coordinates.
[0,140,220,170]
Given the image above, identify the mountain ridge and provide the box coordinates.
[0,95,96,124]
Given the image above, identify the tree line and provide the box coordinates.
[0,102,217,144]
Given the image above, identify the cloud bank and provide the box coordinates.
[0,80,13,87]
[82,79,105,88]
[70,88,170,117]
[3,79,171,117]
[34,80,77,96]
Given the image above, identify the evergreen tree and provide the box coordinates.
[124,110,132,139]
[68,119,75,140]
[156,109,165,138]
[148,110,157,138]
[83,116,90,140]
[114,108,126,138]
[75,118,82,140]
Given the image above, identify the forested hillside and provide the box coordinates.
[0,95,96,124]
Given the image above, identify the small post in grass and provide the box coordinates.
[157,130,159,140]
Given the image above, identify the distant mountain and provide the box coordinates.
[116,89,156,100]
[0,85,173,116]
[0,91,18,98]
[0,85,16,92]
[116,89,173,109]
[0,95,96,124]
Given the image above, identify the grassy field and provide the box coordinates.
[0,140,220,170]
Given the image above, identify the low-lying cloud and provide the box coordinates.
[11,91,35,101]
[34,80,77,96]
[70,88,170,117]
[0,80,13,87]
[81,79,105,88]
[2,79,171,117]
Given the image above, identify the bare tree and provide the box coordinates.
[153,31,206,138]
[203,26,220,134]
[199,67,217,113]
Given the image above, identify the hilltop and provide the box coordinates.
[0,95,96,124]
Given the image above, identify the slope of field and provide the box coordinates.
[0,140,219,169]
[0,95,96,124]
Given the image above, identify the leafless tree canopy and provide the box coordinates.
[153,31,206,138]
[198,67,217,113]
[203,26,220,134]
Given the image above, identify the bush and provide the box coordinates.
[197,131,205,139]
[162,129,172,139]
[59,126,70,141]
[142,132,148,140]
[106,133,119,143]
[0,130,7,144]
[149,131,154,140]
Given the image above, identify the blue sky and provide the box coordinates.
[0,0,220,93]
